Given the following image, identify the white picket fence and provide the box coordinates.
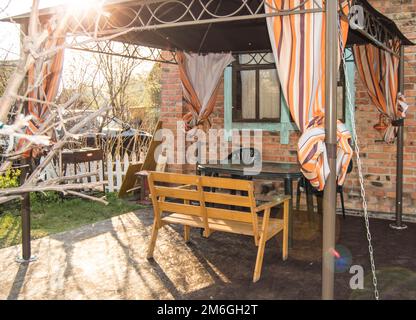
[39,152,144,193]
[106,153,141,192]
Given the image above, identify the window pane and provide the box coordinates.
[239,53,275,65]
[262,53,275,64]
[259,69,280,119]
[241,70,256,119]
[239,54,252,65]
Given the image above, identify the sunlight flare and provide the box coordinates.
[62,0,104,12]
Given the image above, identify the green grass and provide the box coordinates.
[0,193,143,249]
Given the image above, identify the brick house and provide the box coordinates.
[158,0,416,217]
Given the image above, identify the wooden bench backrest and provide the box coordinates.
[147,172,207,229]
[148,172,259,237]
[199,175,258,238]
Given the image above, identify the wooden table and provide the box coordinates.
[197,162,303,246]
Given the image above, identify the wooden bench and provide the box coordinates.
[146,171,290,282]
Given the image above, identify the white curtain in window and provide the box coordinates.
[259,69,280,119]
[241,70,256,119]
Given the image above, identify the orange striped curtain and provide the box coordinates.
[265,0,353,190]
[19,24,66,158]
[353,43,408,143]
[177,51,234,132]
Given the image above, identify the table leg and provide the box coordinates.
[306,181,314,215]
[284,178,294,248]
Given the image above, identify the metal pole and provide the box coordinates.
[322,0,338,300]
[21,181,31,260]
[390,46,407,230]
[15,20,37,263]
[16,160,37,263]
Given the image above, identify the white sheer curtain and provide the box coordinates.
[182,52,235,122]
[241,70,256,119]
[259,69,280,119]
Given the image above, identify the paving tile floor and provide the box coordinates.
[1,207,415,300]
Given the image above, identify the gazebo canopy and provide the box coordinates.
[7,0,413,61]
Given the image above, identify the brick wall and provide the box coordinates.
[346,0,416,215]
[159,0,416,215]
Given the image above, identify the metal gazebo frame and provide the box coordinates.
[9,0,413,300]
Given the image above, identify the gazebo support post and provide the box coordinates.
[16,159,37,263]
[15,20,37,264]
[20,178,31,260]
[390,46,407,230]
[322,0,338,300]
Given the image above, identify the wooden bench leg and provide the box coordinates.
[184,225,190,242]
[147,221,159,259]
[253,208,270,283]
[282,200,289,261]
[183,199,192,242]
[253,230,267,283]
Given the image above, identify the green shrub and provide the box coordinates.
[0,169,21,189]
[30,191,61,205]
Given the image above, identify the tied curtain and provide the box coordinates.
[18,22,66,158]
[353,43,408,143]
[265,0,353,191]
[177,51,234,132]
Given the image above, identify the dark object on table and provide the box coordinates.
[227,148,261,184]
[296,160,354,219]
[227,147,261,166]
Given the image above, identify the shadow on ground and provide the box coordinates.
[1,207,415,299]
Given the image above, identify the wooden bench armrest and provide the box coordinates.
[255,195,291,213]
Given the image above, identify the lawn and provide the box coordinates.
[0,192,144,249]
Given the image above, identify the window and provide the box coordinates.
[232,53,281,122]
[223,50,356,144]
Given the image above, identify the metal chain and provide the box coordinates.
[338,18,380,300]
